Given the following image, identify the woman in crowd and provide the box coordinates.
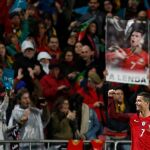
[0,42,14,69]
[47,96,75,140]
[69,93,100,140]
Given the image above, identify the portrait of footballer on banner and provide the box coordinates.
[105,18,149,85]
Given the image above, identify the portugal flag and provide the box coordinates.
[77,17,95,41]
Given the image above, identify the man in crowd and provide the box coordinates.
[8,88,49,150]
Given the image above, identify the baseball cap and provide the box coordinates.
[37,52,52,61]
[21,40,34,53]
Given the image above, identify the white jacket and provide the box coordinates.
[0,96,9,150]
[8,105,48,150]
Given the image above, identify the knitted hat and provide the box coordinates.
[21,40,34,53]
[37,52,52,61]
[88,72,101,84]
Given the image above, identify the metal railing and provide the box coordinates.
[0,139,131,150]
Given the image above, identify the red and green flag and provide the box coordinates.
[77,17,95,41]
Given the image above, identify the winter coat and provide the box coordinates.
[13,53,39,92]
[77,87,104,121]
[47,111,74,140]
[0,96,9,150]
[78,103,100,140]
[40,74,70,109]
[8,105,48,150]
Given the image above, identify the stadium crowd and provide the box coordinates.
[0,0,150,149]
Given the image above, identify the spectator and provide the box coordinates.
[6,33,21,58]
[69,93,100,140]
[81,21,101,59]
[35,21,49,52]
[43,13,57,39]
[66,32,77,51]
[40,63,70,110]
[73,42,87,72]
[77,70,104,122]
[26,4,39,37]
[5,6,37,58]
[0,90,9,150]
[37,51,52,75]
[69,0,105,40]
[13,39,40,92]
[103,0,116,17]
[79,44,101,75]
[74,41,83,56]
[47,96,75,140]
[105,88,131,150]
[6,8,31,43]
[0,42,14,68]
[137,10,148,21]
[60,50,78,79]
[47,36,62,61]
[122,0,145,20]
[8,88,49,150]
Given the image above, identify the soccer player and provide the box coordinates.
[108,90,150,150]
[106,28,148,71]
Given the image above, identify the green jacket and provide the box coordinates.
[48,112,73,140]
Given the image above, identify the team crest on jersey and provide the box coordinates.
[142,121,146,126]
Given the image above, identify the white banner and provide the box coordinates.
[105,18,149,85]
[106,68,149,85]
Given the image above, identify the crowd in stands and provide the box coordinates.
[0,0,150,149]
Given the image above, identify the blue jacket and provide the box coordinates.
[85,108,100,140]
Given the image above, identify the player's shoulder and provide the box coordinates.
[130,113,139,121]
[130,114,150,121]
[140,50,148,58]
[130,113,138,118]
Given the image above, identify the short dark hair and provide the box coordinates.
[69,93,84,111]
[48,35,59,42]
[132,23,146,35]
[54,96,69,111]
[132,28,145,35]
[137,92,150,102]
[16,88,29,101]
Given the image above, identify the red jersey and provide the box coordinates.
[130,114,150,150]
[120,48,148,71]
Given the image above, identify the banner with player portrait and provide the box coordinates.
[105,17,149,85]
